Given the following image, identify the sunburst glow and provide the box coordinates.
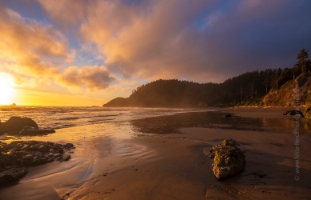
[0,74,15,105]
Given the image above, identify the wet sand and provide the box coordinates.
[0,108,310,199]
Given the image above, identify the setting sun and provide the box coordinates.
[0,74,15,105]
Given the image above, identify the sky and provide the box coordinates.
[0,0,310,106]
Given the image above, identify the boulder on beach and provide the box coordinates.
[0,117,38,135]
[0,116,55,136]
[210,139,245,180]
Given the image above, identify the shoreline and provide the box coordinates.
[0,108,310,199]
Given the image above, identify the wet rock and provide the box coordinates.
[283,110,304,118]
[62,154,71,161]
[0,141,75,186]
[253,171,266,178]
[0,168,28,186]
[19,127,55,136]
[0,117,55,136]
[210,139,245,180]
[64,143,75,149]
[54,153,63,161]
[0,117,38,135]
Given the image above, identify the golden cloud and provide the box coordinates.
[0,6,69,75]
[41,0,223,81]
[39,0,301,83]
[0,5,114,91]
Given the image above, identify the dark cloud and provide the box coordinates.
[28,0,311,83]
[59,66,115,90]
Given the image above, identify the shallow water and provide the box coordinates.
[131,111,311,134]
[0,121,152,200]
[0,108,310,199]
[0,106,205,129]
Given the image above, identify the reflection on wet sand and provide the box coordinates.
[131,111,311,134]
[1,110,310,199]
[0,121,151,200]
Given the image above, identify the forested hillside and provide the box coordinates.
[104,49,311,108]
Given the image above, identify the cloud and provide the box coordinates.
[59,66,114,91]
[0,6,69,75]
[38,0,311,83]
[0,5,114,91]
[38,0,95,26]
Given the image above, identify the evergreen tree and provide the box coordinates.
[296,49,309,74]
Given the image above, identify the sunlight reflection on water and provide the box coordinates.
[8,121,144,200]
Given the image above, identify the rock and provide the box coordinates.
[0,168,28,186]
[0,141,75,186]
[283,110,304,118]
[253,171,266,178]
[19,127,55,136]
[54,153,63,161]
[62,154,71,161]
[224,114,232,118]
[210,139,245,180]
[0,117,38,135]
[64,143,75,149]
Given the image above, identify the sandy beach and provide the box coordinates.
[0,108,310,200]
[1,1,310,199]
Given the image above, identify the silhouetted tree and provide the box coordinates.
[295,49,309,74]
[104,50,310,108]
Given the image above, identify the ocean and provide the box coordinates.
[0,106,207,130]
[0,106,311,200]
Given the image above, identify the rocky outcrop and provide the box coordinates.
[0,117,55,136]
[283,110,304,117]
[19,126,55,136]
[263,73,311,107]
[0,141,75,186]
[0,117,38,134]
[303,105,311,118]
[210,139,245,180]
[0,168,27,186]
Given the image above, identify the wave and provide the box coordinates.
[59,117,80,121]
[0,107,204,130]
